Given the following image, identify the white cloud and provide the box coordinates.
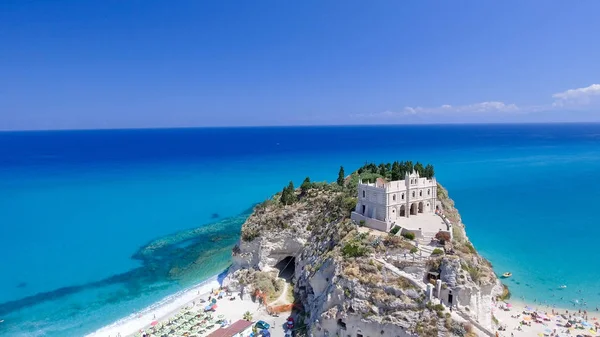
[352,83,599,121]
[352,101,521,119]
[395,101,520,116]
[552,84,600,107]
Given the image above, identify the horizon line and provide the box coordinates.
[2,121,600,133]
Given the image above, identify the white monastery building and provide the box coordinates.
[351,171,438,233]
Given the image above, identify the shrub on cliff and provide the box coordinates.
[342,242,368,257]
[435,231,451,244]
[300,177,312,194]
[402,232,415,240]
[337,166,345,186]
[341,196,357,216]
[431,248,444,256]
[280,181,297,205]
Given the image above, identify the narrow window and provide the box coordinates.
[392,194,396,201]
[419,191,422,197]
[412,191,415,197]
[362,190,366,198]
[428,189,430,195]
[401,193,404,200]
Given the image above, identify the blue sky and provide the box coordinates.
[1,1,600,130]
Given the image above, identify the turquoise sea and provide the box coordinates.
[1,124,600,336]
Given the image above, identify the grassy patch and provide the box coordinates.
[431,248,444,256]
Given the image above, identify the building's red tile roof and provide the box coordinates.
[376,177,387,187]
[206,320,254,337]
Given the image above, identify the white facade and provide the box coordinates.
[351,171,437,232]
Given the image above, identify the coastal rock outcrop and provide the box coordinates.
[225,172,503,337]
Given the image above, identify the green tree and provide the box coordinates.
[424,164,435,178]
[280,185,290,205]
[243,310,253,321]
[300,176,311,193]
[281,181,297,205]
[287,181,297,204]
[337,166,345,186]
[391,161,401,180]
[405,160,414,174]
[414,162,424,176]
[378,163,387,177]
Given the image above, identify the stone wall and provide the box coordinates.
[350,212,389,232]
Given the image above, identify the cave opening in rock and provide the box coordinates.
[275,256,295,282]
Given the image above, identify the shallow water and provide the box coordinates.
[1,124,600,335]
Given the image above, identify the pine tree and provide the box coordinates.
[391,161,401,180]
[378,163,387,177]
[424,164,435,178]
[282,181,297,205]
[414,162,424,176]
[287,181,297,203]
[337,166,345,186]
[280,185,290,205]
[405,161,414,174]
[300,176,311,193]
[280,181,297,205]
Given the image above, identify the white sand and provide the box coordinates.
[86,277,221,337]
[86,275,290,337]
[492,300,600,337]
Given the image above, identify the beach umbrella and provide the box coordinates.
[506,303,513,308]
[525,306,534,312]
[212,298,217,304]
[151,320,159,326]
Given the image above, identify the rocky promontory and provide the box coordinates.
[224,163,503,337]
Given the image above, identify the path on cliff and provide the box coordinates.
[269,281,289,306]
[374,258,494,337]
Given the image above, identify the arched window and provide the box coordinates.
[412,191,415,197]
[362,190,366,198]
[419,190,422,197]
[401,193,404,200]
[392,194,396,201]
[427,189,430,195]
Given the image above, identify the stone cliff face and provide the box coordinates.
[224,181,502,337]
[436,184,503,329]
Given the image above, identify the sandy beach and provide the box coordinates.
[85,277,222,337]
[87,276,290,337]
[492,300,600,337]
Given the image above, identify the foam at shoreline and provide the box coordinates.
[86,275,221,337]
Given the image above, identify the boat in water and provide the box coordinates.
[502,272,512,278]
[559,285,567,289]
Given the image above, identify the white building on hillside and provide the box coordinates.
[351,171,438,232]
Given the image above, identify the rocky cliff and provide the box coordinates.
[224,176,502,337]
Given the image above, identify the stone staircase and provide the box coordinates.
[419,231,436,244]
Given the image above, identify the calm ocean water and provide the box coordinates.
[1,124,600,336]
